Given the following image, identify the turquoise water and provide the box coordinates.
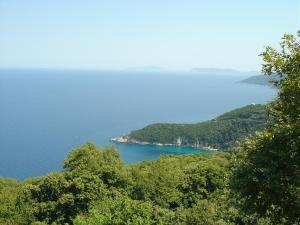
[114,143,208,163]
[0,69,276,179]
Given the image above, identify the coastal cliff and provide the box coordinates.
[111,135,218,151]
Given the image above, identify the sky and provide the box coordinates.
[0,0,299,71]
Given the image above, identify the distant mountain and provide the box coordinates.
[191,68,261,76]
[240,74,280,86]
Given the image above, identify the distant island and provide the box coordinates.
[191,68,261,76]
[122,66,265,76]
[240,74,279,86]
[112,104,267,150]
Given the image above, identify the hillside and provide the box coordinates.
[240,74,279,86]
[113,104,267,150]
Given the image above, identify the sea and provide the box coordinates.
[0,69,277,179]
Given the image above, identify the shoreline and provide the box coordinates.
[111,135,219,151]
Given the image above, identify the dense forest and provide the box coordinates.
[0,32,299,225]
[127,104,267,149]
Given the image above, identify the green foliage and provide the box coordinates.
[232,31,300,224]
[0,177,33,225]
[179,158,228,206]
[63,142,128,188]
[24,172,107,224]
[129,154,229,209]
[73,153,232,225]
[129,104,267,149]
[175,200,227,225]
[20,143,130,224]
[74,196,157,225]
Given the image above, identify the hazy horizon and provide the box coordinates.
[0,66,260,73]
[0,1,299,71]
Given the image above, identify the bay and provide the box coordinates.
[0,69,276,179]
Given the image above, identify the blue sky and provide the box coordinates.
[0,0,299,71]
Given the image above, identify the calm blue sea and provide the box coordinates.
[0,69,276,179]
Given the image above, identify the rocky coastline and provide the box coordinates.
[111,135,219,151]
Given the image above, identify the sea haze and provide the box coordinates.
[0,69,276,179]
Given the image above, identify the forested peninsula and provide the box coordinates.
[112,104,267,150]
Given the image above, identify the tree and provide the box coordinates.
[24,143,128,224]
[0,177,33,225]
[74,196,157,225]
[231,31,300,224]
